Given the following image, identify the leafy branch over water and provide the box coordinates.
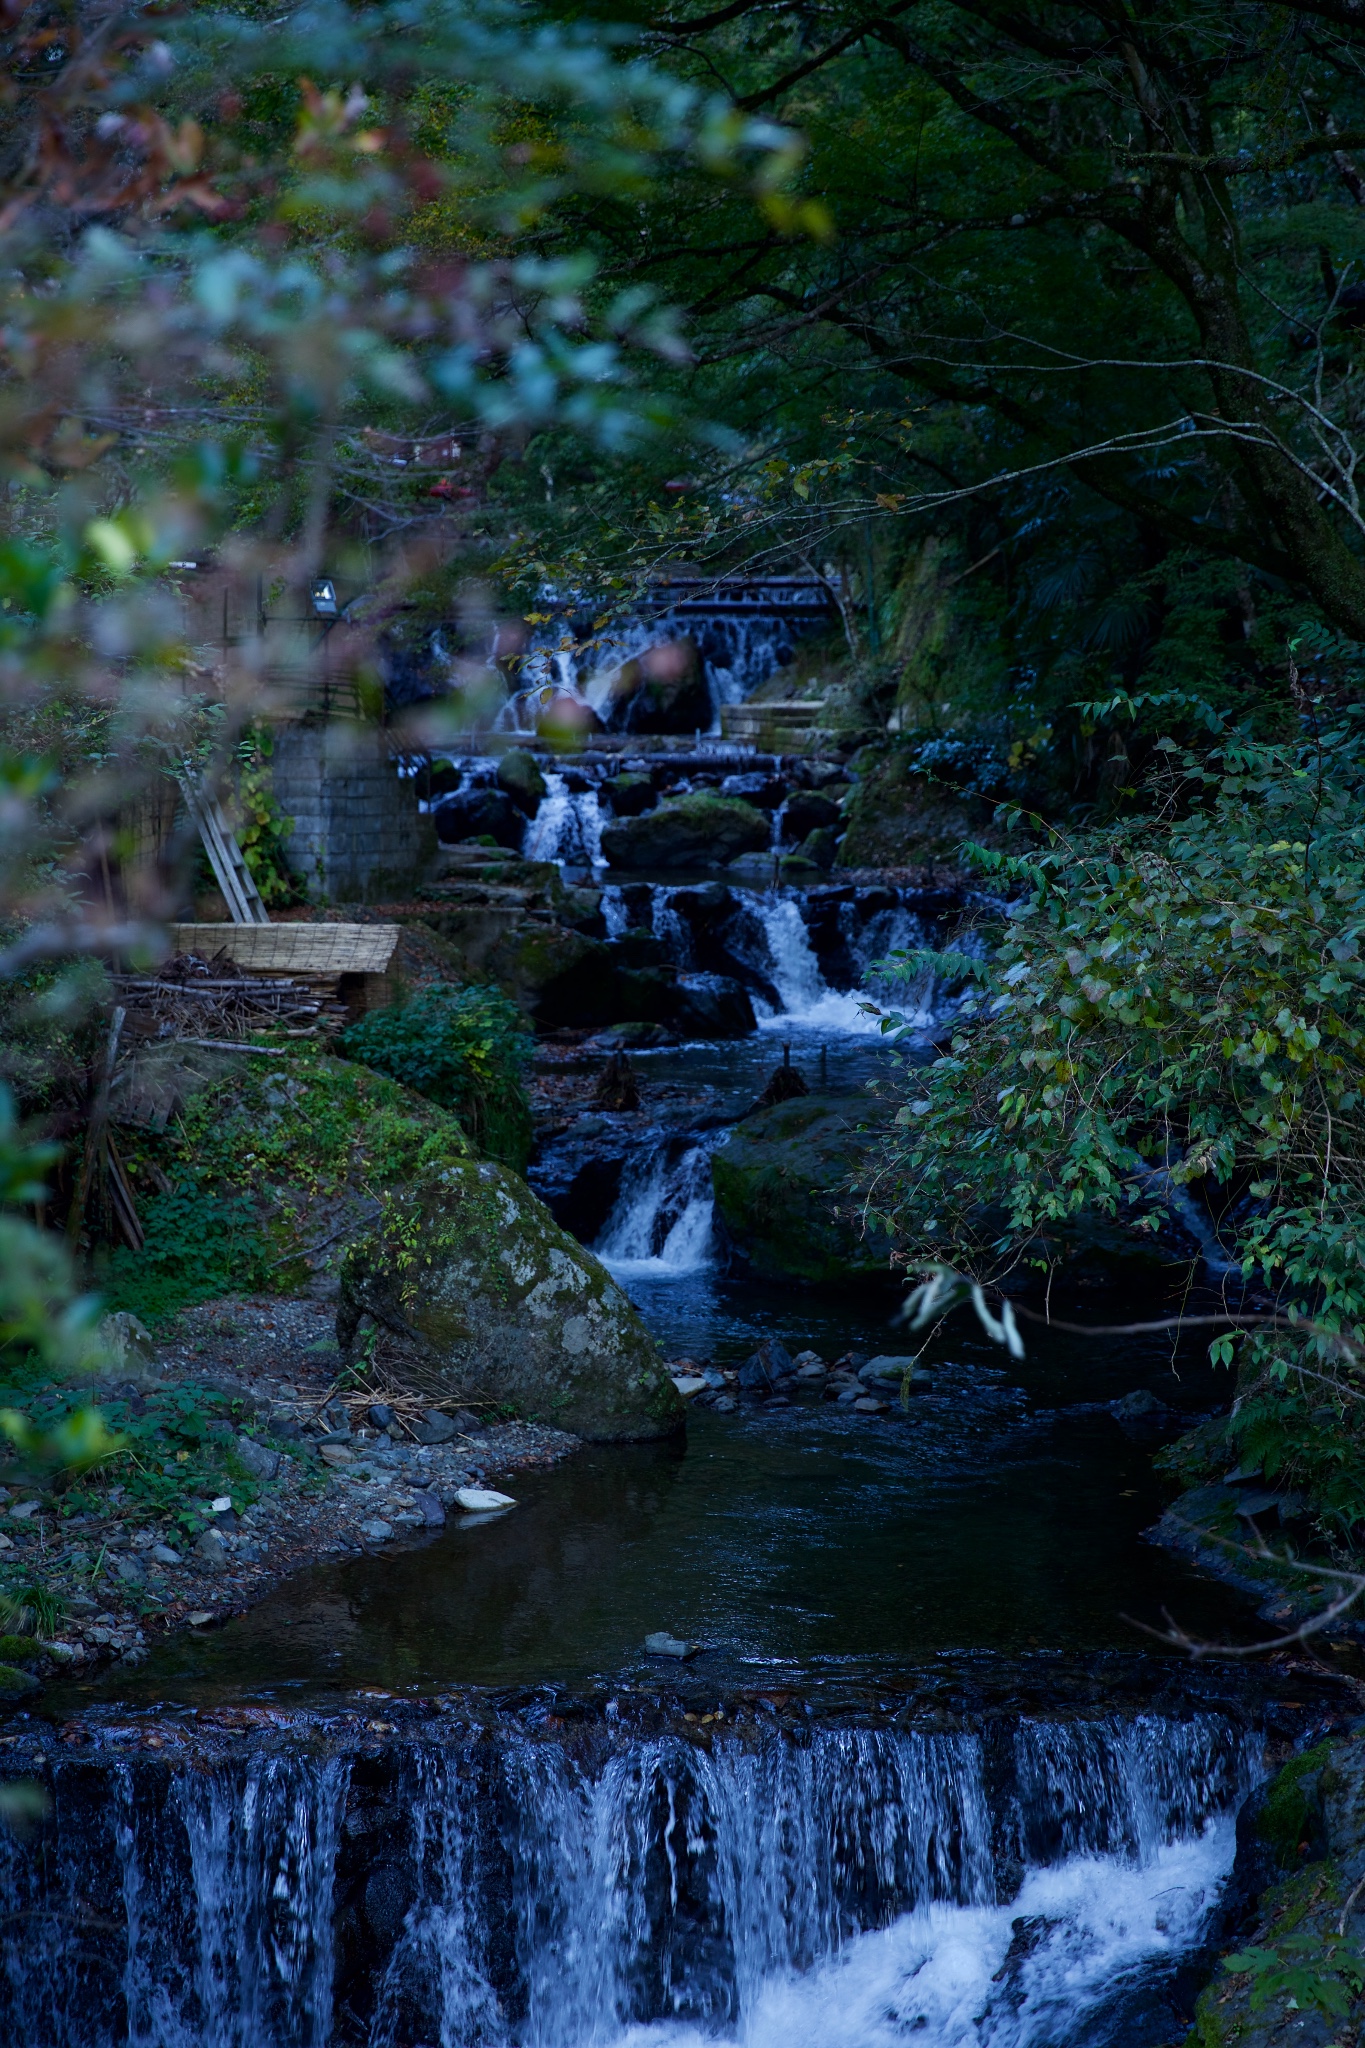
[875,694,1365,1551]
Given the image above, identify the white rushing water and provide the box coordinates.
[603,1825,1234,2048]
[521,770,604,866]
[595,1135,723,1276]
[0,1715,1255,2048]
[696,893,939,1039]
[747,897,883,1035]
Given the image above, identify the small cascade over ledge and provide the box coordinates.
[0,1708,1261,2048]
[594,1129,727,1277]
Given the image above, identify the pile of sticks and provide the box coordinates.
[112,951,347,1047]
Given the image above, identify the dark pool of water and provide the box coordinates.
[56,1292,1256,1710]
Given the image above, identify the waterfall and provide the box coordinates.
[522,771,604,866]
[602,886,631,940]
[0,1714,1257,2048]
[649,889,693,967]
[594,1133,722,1275]
[522,607,813,731]
[749,896,883,1035]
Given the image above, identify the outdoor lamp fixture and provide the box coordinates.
[310,577,339,619]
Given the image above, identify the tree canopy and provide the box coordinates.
[513,2,1365,716]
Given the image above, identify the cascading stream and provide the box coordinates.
[594,1132,725,1276]
[0,1714,1259,2048]
[521,771,604,866]
[582,881,957,1275]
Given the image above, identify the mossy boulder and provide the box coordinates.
[0,1635,40,1670]
[104,1049,475,1320]
[601,792,770,871]
[711,1094,895,1284]
[337,1158,685,1440]
[1187,1736,1365,2047]
[0,1663,39,1701]
[794,827,837,871]
[602,771,657,817]
[836,743,992,869]
[482,925,666,1029]
[496,746,548,816]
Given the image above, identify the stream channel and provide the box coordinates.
[0,765,1344,2048]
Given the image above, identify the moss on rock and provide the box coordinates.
[104,1050,474,1320]
[711,1094,896,1284]
[0,1662,39,1701]
[600,792,770,870]
[837,742,992,869]
[337,1157,685,1441]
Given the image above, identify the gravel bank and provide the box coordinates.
[0,1294,579,1693]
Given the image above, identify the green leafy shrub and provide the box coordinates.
[876,695,1365,1544]
[100,1188,271,1322]
[230,725,299,909]
[341,983,533,1172]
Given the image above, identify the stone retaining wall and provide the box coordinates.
[271,724,436,901]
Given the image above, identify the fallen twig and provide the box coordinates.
[171,1037,287,1055]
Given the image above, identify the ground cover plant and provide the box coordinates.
[99,1050,473,1325]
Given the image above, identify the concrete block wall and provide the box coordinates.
[270,724,436,903]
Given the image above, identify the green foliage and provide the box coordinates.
[341,984,533,1172]
[0,1380,293,1549]
[0,1585,64,1640]
[1222,1933,1365,2019]
[101,1050,472,1321]
[229,727,298,908]
[62,1386,272,1534]
[99,1188,272,1324]
[877,696,1365,1541]
[507,1,1365,739]
[1257,1743,1333,1868]
[0,1089,114,1480]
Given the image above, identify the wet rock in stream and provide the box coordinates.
[711,1094,898,1284]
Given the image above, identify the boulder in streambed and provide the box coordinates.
[711,1094,896,1285]
[337,1158,684,1442]
[781,789,841,840]
[432,787,524,850]
[601,792,770,870]
[496,747,548,816]
[601,770,657,817]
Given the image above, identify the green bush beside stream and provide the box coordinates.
[877,696,1365,1554]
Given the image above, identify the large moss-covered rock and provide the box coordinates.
[104,1048,475,1320]
[711,1094,895,1284]
[495,747,548,816]
[836,743,993,869]
[601,792,770,870]
[337,1158,685,1440]
[480,924,670,1029]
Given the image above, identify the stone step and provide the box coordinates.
[720,703,827,750]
